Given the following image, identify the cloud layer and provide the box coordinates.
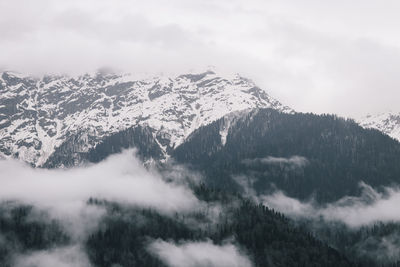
[1,0,400,116]
[0,150,238,267]
[262,182,400,227]
[148,239,253,267]
[0,150,200,216]
[13,245,92,267]
[242,156,309,168]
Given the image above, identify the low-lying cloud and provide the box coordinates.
[242,156,309,168]
[13,245,92,267]
[148,239,253,267]
[0,150,219,266]
[0,149,201,216]
[354,232,400,264]
[262,182,400,227]
[0,149,204,246]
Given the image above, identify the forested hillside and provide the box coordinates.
[173,109,400,202]
[43,125,164,168]
[3,109,400,267]
[0,186,356,267]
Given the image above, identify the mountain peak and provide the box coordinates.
[359,111,400,141]
[0,70,292,166]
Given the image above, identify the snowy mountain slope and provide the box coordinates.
[359,112,400,141]
[0,70,292,166]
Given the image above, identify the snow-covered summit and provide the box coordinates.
[0,70,292,166]
[359,111,400,141]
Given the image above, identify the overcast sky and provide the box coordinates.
[1,0,399,117]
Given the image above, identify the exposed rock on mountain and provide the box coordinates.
[359,112,400,142]
[0,70,291,166]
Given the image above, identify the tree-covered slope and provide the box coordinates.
[85,187,354,267]
[0,189,355,267]
[43,125,164,168]
[0,204,69,267]
[173,109,400,202]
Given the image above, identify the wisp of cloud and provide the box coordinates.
[0,150,209,267]
[13,245,92,267]
[242,155,309,168]
[148,239,253,267]
[262,182,400,227]
[0,149,201,216]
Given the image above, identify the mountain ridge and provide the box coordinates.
[0,70,292,166]
[359,111,400,142]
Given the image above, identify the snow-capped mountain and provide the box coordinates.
[359,112,400,142]
[0,70,292,166]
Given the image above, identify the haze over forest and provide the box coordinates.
[1,1,400,267]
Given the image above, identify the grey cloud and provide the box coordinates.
[1,0,400,116]
[0,150,209,266]
[0,150,201,216]
[148,239,253,267]
[242,156,309,168]
[354,233,400,264]
[261,182,400,227]
[13,245,92,267]
[53,10,192,47]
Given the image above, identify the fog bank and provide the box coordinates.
[148,239,253,267]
